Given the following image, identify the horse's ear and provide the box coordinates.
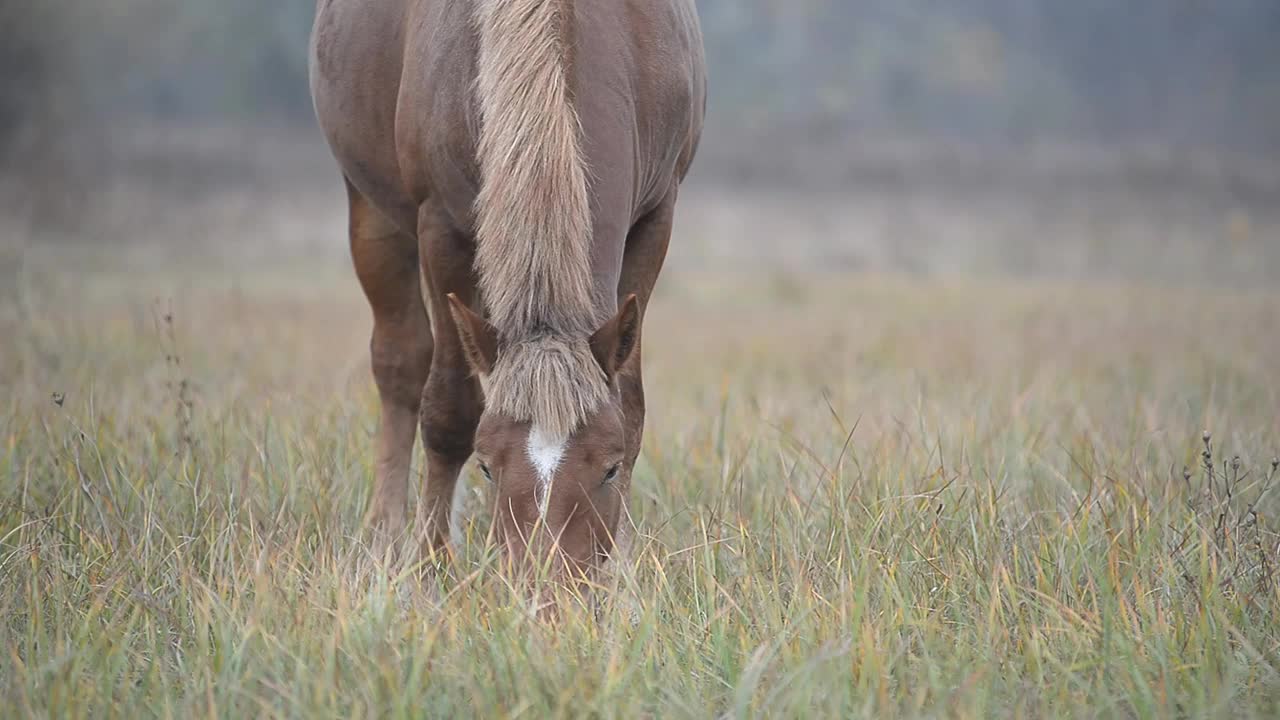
[590,294,640,380]
[446,294,498,376]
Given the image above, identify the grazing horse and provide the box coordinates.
[309,0,705,575]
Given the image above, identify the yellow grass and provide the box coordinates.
[2,256,1279,718]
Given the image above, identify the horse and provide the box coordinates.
[309,0,706,579]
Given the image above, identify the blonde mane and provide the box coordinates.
[472,0,609,437]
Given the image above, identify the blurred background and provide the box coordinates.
[3,0,1279,286]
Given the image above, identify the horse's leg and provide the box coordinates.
[347,179,434,544]
[617,190,678,469]
[415,202,485,556]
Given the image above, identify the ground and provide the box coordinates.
[3,236,1278,716]
[3,127,1280,717]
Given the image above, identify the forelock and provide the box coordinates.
[485,334,610,439]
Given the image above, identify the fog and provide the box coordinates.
[3,0,1279,285]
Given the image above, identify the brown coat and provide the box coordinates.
[310,0,705,582]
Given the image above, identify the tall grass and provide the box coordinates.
[2,265,1278,718]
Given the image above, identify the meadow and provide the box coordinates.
[2,242,1278,719]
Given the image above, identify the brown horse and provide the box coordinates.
[309,0,705,577]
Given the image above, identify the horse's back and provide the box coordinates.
[310,0,705,235]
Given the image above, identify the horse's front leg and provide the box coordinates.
[616,190,678,471]
[347,179,433,547]
[416,203,485,559]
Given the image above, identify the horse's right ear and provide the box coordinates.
[446,294,498,376]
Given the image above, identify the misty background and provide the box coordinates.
[4,0,1279,285]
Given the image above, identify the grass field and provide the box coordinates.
[2,257,1279,718]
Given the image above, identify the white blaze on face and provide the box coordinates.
[526,425,568,518]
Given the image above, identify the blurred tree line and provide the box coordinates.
[700,0,1280,150]
[3,0,1279,160]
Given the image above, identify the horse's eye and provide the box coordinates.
[602,463,621,485]
[479,463,493,482]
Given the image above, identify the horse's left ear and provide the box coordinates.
[590,294,640,379]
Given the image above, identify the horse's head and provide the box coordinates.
[447,294,640,582]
